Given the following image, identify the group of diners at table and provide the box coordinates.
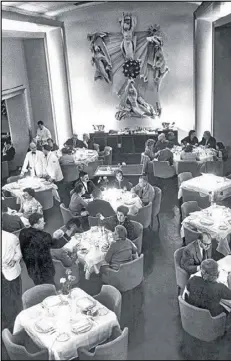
[2,123,231,358]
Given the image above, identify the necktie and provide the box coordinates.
[202,249,207,260]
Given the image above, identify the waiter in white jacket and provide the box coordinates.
[20,142,45,178]
[42,144,64,201]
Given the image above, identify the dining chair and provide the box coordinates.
[181,201,201,220]
[60,203,81,225]
[2,161,9,180]
[78,327,128,360]
[173,248,189,295]
[181,189,210,209]
[177,172,193,187]
[2,328,49,360]
[2,195,20,211]
[22,284,57,309]
[152,186,162,229]
[34,188,53,211]
[52,259,80,290]
[129,202,152,229]
[83,160,103,179]
[153,160,176,179]
[93,285,122,321]
[200,160,224,177]
[176,161,201,177]
[101,254,144,292]
[130,220,143,255]
[183,224,201,245]
[178,296,226,342]
[6,175,22,184]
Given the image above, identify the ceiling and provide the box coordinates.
[2,1,98,18]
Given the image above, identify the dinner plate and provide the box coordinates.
[56,333,70,342]
[97,307,109,316]
[200,218,214,226]
[43,296,61,308]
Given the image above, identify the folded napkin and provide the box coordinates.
[71,318,92,333]
[35,318,54,332]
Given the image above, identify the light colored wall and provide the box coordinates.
[194,19,213,139]
[23,39,55,140]
[2,37,33,131]
[59,1,197,136]
[46,28,72,147]
[213,26,231,146]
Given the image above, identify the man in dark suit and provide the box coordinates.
[75,171,97,198]
[199,131,216,149]
[64,134,85,149]
[87,195,115,217]
[2,205,24,233]
[180,232,212,274]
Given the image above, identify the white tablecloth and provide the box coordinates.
[64,227,114,279]
[188,256,231,311]
[178,174,231,200]
[173,145,216,163]
[181,205,231,256]
[101,189,143,214]
[2,176,59,202]
[57,149,98,166]
[14,287,119,360]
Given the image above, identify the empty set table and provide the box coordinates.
[14,287,119,360]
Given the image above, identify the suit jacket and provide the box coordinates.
[185,276,231,316]
[87,199,115,217]
[131,183,155,205]
[199,136,216,149]
[21,150,45,177]
[157,148,173,165]
[105,238,137,269]
[65,138,85,149]
[181,136,199,146]
[19,227,55,283]
[113,178,131,191]
[101,215,136,241]
[2,146,15,162]
[2,213,24,233]
[180,240,212,274]
[75,179,96,198]
[43,152,63,182]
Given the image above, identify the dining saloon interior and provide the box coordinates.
[1,1,231,360]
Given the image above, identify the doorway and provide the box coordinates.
[2,88,31,166]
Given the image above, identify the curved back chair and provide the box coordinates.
[181,188,210,209]
[181,201,201,220]
[52,258,80,290]
[153,160,176,178]
[83,160,103,179]
[78,327,128,360]
[22,284,57,309]
[34,188,53,211]
[177,172,193,187]
[94,285,122,321]
[178,296,226,342]
[102,254,144,292]
[60,203,75,224]
[130,220,143,255]
[173,248,189,294]
[2,161,9,180]
[176,161,201,177]
[2,328,49,360]
[129,202,152,229]
[183,224,201,245]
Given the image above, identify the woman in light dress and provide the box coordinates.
[18,187,43,226]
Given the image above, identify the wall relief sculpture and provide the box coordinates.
[88,13,169,120]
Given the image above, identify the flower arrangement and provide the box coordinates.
[60,269,76,295]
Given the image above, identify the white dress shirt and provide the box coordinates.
[43,151,63,182]
[36,126,51,144]
[2,231,22,281]
[21,150,45,177]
